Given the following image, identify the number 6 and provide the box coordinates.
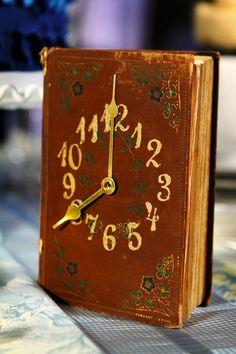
[103,224,117,251]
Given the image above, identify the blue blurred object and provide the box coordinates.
[0,0,74,71]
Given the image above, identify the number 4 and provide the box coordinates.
[145,201,159,232]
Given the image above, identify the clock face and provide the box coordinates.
[41,50,191,322]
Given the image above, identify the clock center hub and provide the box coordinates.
[101,177,116,195]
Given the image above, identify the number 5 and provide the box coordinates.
[127,222,142,251]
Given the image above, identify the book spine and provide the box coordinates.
[39,48,52,286]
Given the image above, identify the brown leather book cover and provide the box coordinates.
[39,48,218,328]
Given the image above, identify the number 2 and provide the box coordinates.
[146,139,162,168]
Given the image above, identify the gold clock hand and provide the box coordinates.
[79,187,104,209]
[52,203,81,229]
[107,74,118,178]
[52,177,116,229]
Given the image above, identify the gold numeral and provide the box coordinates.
[63,172,76,199]
[57,142,82,171]
[103,224,116,251]
[145,201,159,232]
[88,114,98,143]
[68,143,82,170]
[86,213,99,240]
[146,139,162,168]
[115,104,129,132]
[76,116,86,144]
[101,103,111,132]
[157,174,171,202]
[57,141,67,167]
[131,122,142,149]
[127,222,142,251]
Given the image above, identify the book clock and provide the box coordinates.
[39,48,219,327]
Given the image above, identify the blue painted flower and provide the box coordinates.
[141,276,156,293]
[150,86,163,103]
[72,81,83,96]
[66,261,78,276]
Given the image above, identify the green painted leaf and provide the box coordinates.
[163,102,170,110]
[60,78,68,91]
[163,111,170,119]
[171,104,177,112]
[55,264,63,276]
[156,263,163,270]
[137,290,143,298]
[137,78,142,85]
[56,251,65,259]
[64,280,73,290]
[130,290,136,297]
[163,270,170,278]
[79,287,84,295]
[156,271,163,280]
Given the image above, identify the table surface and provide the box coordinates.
[0,191,236,354]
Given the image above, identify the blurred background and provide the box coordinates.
[0,0,236,275]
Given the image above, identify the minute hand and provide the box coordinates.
[107,74,118,178]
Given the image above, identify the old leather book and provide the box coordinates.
[39,48,219,328]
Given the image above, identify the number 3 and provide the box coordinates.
[157,174,171,202]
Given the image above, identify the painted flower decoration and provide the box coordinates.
[158,284,169,298]
[77,279,88,295]
[150,86,163,103]
[166,84,177,99]
[154,69,166,82]
[141,276,156,293]
[55,264,62,276]
[169,117,179,130]
[72,81,83,96]
[145,296,157,309]
[131,69,150,85]
[162,102,177,119]
[156,258,171,279]
[130,290,143,306]
[66,261,78,276]
[84,151,95,165]
[83,67,95,81]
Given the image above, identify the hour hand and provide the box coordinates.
[52,177,116,229]
[52,203,81,229]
